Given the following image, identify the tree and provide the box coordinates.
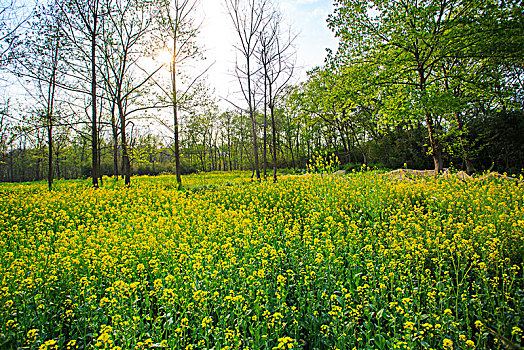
[155,0,202,189]
[257,7,295,182]
[225,0,270,181]
[185,101,217,171]
[59,0,106,187]
[99,0,160,186]
[17,0,68,190]
[328,0,524,173]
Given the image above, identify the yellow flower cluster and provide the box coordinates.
[307,151,340,174]
[0,171,523,349]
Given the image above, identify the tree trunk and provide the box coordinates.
[9,152,13,182]
[247,60,260,180]
[47,125,53,191]
[270,103,278,183]
[98,136,103,186]
[288,138,296,170]
[425,114,443,173]
[228,129,232,171]
[55,149,60,179]
[91,12,99,188]
[263,79,268,179]
[111,103,119,178]
[118,99,131,186]
[36,152,41,182]
[418,66,443,173]
[172,40,182,190]
[46,36,59,191]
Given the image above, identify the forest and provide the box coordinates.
[1,0,523,188]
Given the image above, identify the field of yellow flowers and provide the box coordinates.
[1,171,523,349]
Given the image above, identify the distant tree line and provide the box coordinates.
[2,101,523,183]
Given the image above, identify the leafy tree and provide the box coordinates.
[328,0,524,172]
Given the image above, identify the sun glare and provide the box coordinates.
[154,48,173,66]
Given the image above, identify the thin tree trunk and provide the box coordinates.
[228,128,232,171]
[172,39,182,189]
[418,68,443,173]
[99,144,103,186]
[118,99,131,186]
[288,138,296,170]
[46,37,59,191]
[111,102,119,178]
[47,125,53,190]
[91,10,99,188]
[9,152,13,182]
[46,97,55,191]
[426,114,443,173]
[263,78,268,179]
[247,58,260,180]
[270,102,277,183]
[55,148,60,179]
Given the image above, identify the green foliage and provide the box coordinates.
[467,110,524,173]
[326,0,524,170]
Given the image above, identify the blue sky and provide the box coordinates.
[279,0,338,69]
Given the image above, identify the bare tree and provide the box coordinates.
[12,0,68,190]
[258,7,295,182]
[99,0,160,186]
[32,8,63,191]
[155,0,204,189]
[58,0,105,187]
[225,0,270,181]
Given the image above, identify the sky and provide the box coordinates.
[2,0,339,119]
[196,0,339,106]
